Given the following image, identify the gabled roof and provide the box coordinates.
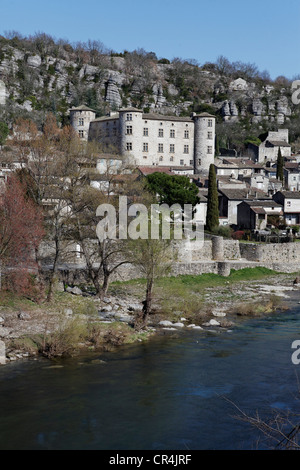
[219,188,268,200]
[243,200,282,208]
[137,166,173,176]
[276,191,300,199]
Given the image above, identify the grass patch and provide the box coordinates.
[109,267,284,321]
[228,294,286,317]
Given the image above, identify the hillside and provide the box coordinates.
[0,33,299,154]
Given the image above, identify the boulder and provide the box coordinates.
[212,310,227,317]
[66,286,82,296]
[203,319,221,327]
[0,327,10,337]
[18,312,31,320]
[158,320,173,327]
[114,313,134,323]
[127,303,143,312]
[99,305,113,312]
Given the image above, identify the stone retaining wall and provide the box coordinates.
[240,242,300,264]
[42,238,300,286]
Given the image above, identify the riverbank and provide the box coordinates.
[0,267,300,364]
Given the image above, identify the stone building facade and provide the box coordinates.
[248,129,291,164]
[70,106,216,174]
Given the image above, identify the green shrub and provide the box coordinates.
[41,315,89,358]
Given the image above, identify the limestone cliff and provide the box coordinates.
[0,37,299,151]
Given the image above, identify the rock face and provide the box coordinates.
[27,55,42,68]
[0,42,297,128]
[105,76,122,108]
[0,80,6,105]
[229,78,248,91]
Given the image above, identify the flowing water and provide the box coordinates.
[1,298,300,450]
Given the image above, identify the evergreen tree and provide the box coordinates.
[146,172,199,208]
[276,147,284,182]
[206,164,219,232]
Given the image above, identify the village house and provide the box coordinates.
[283,162,300,191]
[218,188,270,228]
[247,129,291,164]
[237,200,283,231]
[272,190,300,225]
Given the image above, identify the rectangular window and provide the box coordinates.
[158,128,164,137]
[159,156,163,162]
[158,143,164,153]
[170,156,174,162]
[208,119,213,127]
[78,118,84,126]
[126,142,132,151]
[180,159,184,165]
[126,113,132,121]
[126,125,133,135]
[190,160,193,165]
[170,144,175,153]
[143,143,148,152]
[207,131,213,139]
[78,130,84,138]
[143,128,148,136]
[207,146,212,154]
[170,129,175,138]
[113,128,117,136]
[184,130,189,139]
[184,145,189,154]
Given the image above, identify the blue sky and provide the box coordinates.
[0,0,299,79]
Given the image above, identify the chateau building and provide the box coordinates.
[69,106,216,174]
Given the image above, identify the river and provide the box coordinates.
[1,297,300,450]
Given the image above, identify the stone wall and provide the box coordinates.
[240,242,300,264]
[41,238,300,289]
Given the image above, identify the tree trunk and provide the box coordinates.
[99,270,110,300]
[142,277,153,326]
[46,238,59,302]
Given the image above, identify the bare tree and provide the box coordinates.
[225,395,300,450]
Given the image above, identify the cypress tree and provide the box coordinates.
[276,147,284,182]
[206,164,219,232]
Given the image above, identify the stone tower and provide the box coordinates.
[192,113,216,174]
[69,105,96,140]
